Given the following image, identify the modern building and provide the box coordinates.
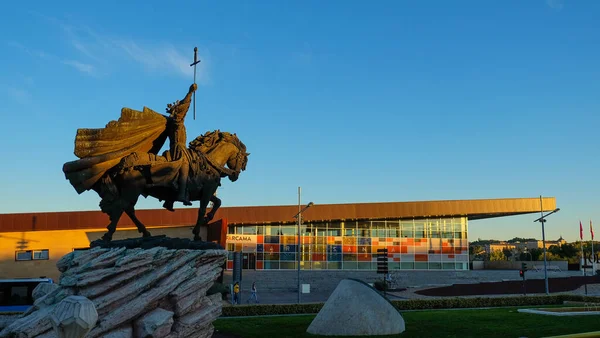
[0,197,557,281]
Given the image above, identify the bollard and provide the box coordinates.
[50,296,98,338]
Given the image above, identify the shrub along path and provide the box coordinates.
[416,275,600,296]
[221,294,600,317]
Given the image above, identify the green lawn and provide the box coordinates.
[213,307,600,338]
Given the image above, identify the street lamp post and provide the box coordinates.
[293,187,314,304]
[523,248,532,262]
[533,195,560,296]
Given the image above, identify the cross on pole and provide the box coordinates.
[190,47,201,120]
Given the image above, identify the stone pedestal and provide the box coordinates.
[0,237,228,338]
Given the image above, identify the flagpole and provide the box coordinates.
[592,220,595,275]
[592,240,595,274]
[581,238,585,276]
[584,238,588,295]
[580,220,585,276]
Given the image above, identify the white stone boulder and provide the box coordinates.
[306,278,405,336]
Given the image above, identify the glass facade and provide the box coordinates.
[225,217,469,271]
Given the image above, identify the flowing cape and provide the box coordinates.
[62,107,169,194]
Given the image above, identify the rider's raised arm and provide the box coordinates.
[169,83,198,122]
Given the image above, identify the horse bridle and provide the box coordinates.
[200,140,247,179]
[231,147,248,173]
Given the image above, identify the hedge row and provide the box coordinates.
[221,294,600,317]
[222,303,324,317]
[392,296,564,310]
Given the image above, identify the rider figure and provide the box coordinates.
[162,83,197,212]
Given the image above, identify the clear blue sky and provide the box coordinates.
[0,1,598,243]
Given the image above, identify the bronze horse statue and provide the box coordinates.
[62,84,249,242]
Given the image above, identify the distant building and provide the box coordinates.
[514,236,567,251]
[0,197,557,281]
[483,236,567,258]
[484,242,516,254]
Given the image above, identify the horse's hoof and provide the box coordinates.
[192,227,199,236]
[194,235,202,242]
[102,234,112,242]
[142,231,152,238]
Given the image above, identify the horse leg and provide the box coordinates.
[205,195,221,223]
[192,187,215,241]
[117,172,151,238]
[102,208,123,242]
[192,200,209,241]
[124,207,152,238]
[95,175,124,242]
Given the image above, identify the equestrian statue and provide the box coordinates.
[62,83,249,242]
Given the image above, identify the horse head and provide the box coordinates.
[227,134,250,182]
[224,132,249,182]
[189,130,249,181]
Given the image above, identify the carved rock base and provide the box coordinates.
[0,239,228,338]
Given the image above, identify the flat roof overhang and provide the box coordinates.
[216,197,557,224]
[0,197,556,233]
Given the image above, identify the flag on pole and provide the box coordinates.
[591,220,595,240]
[580,221,584,240]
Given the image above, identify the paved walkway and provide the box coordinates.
[224,282,600,307]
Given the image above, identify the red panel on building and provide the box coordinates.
[357,253,371,262]
[263,244,279,253]
[415,254,428,262]
[342,245,356,253]
[387,245,401,254]
[312,253,327,261]
[206,218,228,248]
